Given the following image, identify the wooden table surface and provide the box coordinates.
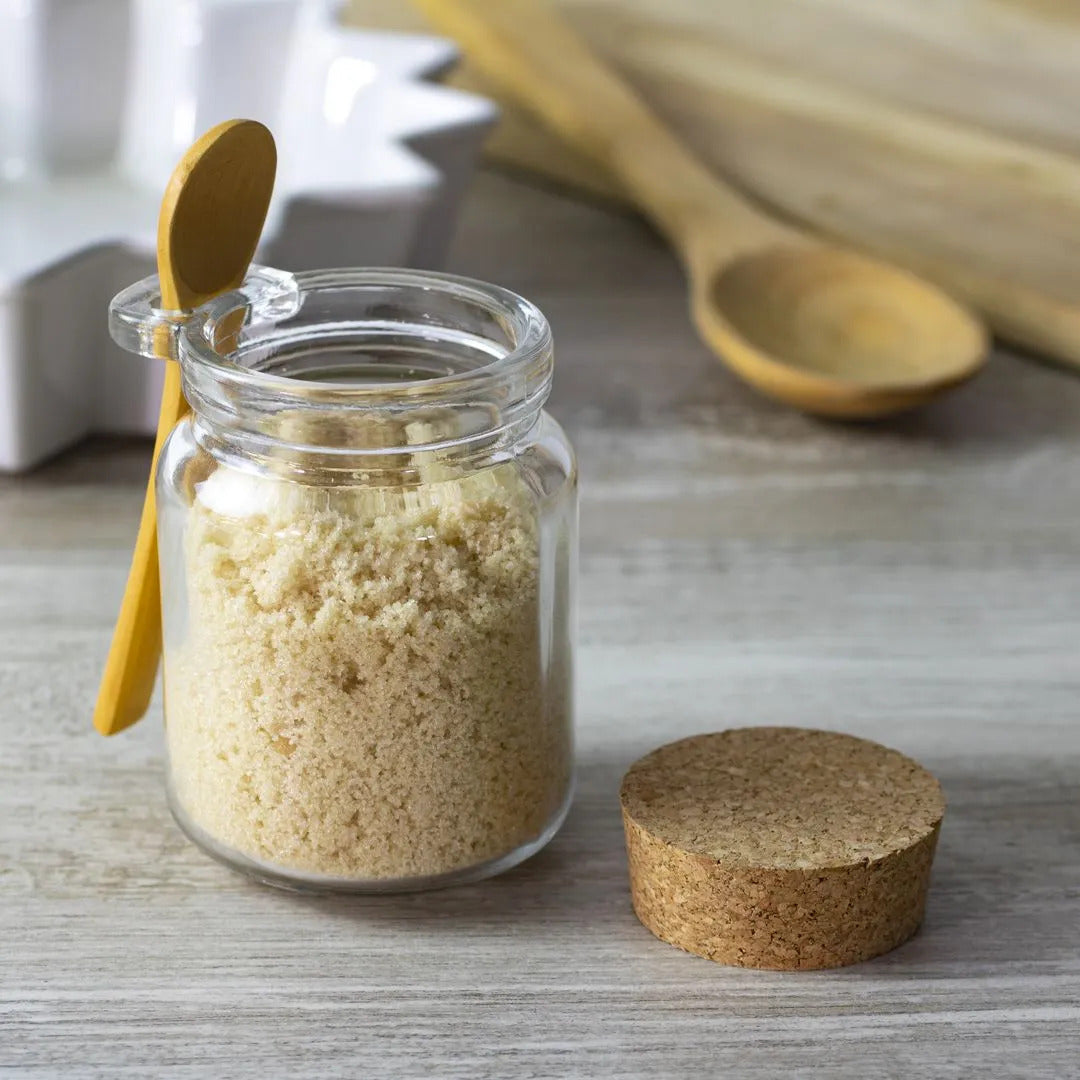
[2,173,1079,1078]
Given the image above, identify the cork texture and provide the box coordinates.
[620,727,945,970]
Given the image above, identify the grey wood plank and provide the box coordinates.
[1,172,1078,1079]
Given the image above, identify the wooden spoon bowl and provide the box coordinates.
[697,245,987,416]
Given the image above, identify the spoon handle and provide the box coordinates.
[93,120,274,736]
[415,0,780,260]
[92,363,186,735]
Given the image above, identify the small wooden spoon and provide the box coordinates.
[94,119,276,736]
[415,0,988,417]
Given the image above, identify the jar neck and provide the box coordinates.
[177,268,554,478]
[187,396,549,480]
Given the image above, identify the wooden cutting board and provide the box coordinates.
[348,0,1080,368]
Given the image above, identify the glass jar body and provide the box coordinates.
[158,411,576,892]
[147,269,577,892]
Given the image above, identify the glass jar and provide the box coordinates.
[110,267,577,892]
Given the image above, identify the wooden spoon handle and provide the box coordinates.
[414,0,778,258]
[92,363,186,736]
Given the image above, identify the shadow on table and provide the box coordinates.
[845,350,1080,450]
[284,754,634,932]
[283,757,1080,971]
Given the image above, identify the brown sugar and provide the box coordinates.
[164,461,571,882]
[620,727,945,969]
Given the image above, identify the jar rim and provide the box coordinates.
[110,265,555,463]
[180,266,553,410]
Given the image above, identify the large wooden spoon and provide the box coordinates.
[414,0,988,417]
[94,119,276,736]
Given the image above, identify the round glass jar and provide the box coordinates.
[111,267,577,892]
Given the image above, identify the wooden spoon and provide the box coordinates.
[94,119,276,736]
[414,0,989,417]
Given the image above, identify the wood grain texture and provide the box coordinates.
[356,0,1080,151]
[2,174,1080,1078]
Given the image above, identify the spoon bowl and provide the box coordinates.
[696,244,988,417]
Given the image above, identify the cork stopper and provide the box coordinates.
[620,727,945,970]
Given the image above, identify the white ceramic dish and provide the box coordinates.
[0,0,496,472]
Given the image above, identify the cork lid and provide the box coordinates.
[622,727,944,870]
[620,727,945,969]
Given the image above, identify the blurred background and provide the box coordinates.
[3,1,1079,1075]
[5,0,1080,468]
